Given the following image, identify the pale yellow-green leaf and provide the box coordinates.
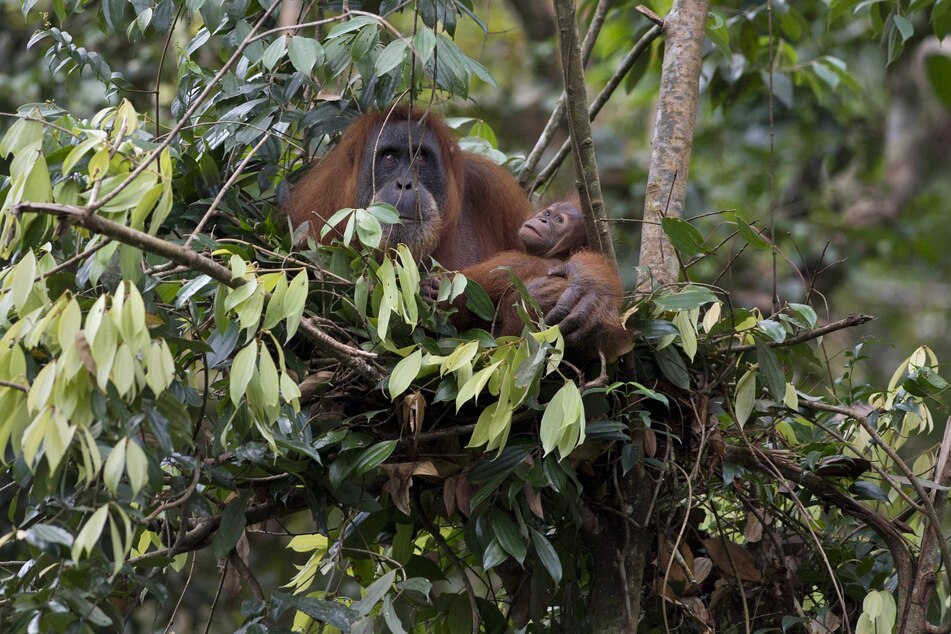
[863,590,882,619]
[734,370,756,428]
[103,438,127,495]
[11,250,36,312]
[115,98,139,136]
[258,345,280,408]
[878,590,896,630]
[88,147,110,181]
[230,254,247,279]
[396,245,419,325]
[236,286,265,331]
[146,341,169,395]
[62,135,105,175]
[72,504,110,561]
[57,296,81,351]
[280,371,301,406]
[125,439,148,496]
[230,341,257,405]
[449,273,467,302]
[485,401,514,453]
[376,301,392,341]
[0,116,43,158]
[92,318,118,390]
[673,311,697,362]
[389,349,422,400]
[27,360,56,412]
[21,407,51,467]
[97,172,159,214]
[125,282,146,340]
[147,183,173,234]
[456,361,501,412]
[467,401,501,449]
[80,427,103,481]
[108,513,124,577]
[129,184,163,230]
[284,271,308,341]
[225,278,256,311]
[85,295,108,345]
[112,344,135,397]
[702,302,722,333]
[783,383,798,410]
[540,381,583,457]
[377,257,399,311]
[443,340,479,375]
[262,273,288,330]
[44,411,75,474]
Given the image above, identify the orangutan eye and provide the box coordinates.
[381,151,397,163]
[555,216,564,223]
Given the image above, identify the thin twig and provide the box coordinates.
[229,550,266,603]
[184,131,272,248]
[532,24,662,194]
[722,313,874,353]
[552,0,617,266]
[518,0,614,185]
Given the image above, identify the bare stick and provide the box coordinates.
[518,0,614,186]
[552,0,616,267]
[531,24,662,194]
[722,313,873,353]
[184,131,272,248]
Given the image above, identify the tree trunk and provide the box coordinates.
[637,0,710,291]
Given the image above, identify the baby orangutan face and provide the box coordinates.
[517,201,588,259]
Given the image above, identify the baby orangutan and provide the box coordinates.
[425,199,632,361]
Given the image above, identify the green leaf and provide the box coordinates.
[284,271,308,341]
[354,440,397,475]
[464,280,495,321]
[540,381,584,457]
[893,14,914,42]
[11,250,36,312]
[661,217,709,257]
[375,39,408,75]
[125,438,148,496]
[491,510,527,564]
[230,341,257,405]
[213,495,248,559]
[258,345,280,408]
[456,361,501,411]
[755,339,785,400]
[443,340,479,375]
[412,28,436,64]
[382,595,408,634]
[288,36,324,75]
[925,53,951,109]
[934,0,951,40]
[729,214,771,250]
[389,349,422,400]
[262,36,288,70]
[271,591,358,630]
[654,346,690,390]
[103,438,127,494]
[673,311,697,362]
[653,285,718,311]
[72,504,110,561]
[530,529,562,584]
[734,370,756,428]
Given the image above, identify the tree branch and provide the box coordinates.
[722,313,874,353]
[531,23,662,194]
[552,0,617,267]
[12,202,384,380]
[636,0,710,291]
[518,0,614,186]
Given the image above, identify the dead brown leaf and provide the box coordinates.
[702,537,763,583]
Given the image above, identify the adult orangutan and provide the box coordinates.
[282,106,623,349]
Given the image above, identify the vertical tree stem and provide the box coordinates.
[552,0,617,268]
[636,0,710,291]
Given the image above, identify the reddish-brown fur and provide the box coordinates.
[454,199,633,361]
[282,107,532,270]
